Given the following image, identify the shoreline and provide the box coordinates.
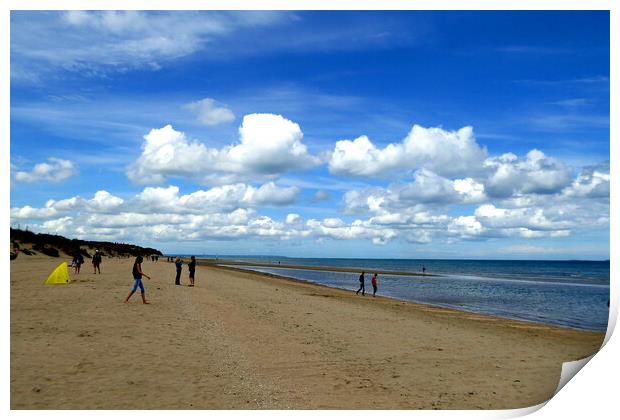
[202,262,607,334]
[194,258,438,277]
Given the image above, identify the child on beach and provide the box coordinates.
[371,273,378,297]
[72,253,84,274]
[188,256,196,287]
[123,256,151,304]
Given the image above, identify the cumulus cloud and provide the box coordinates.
[248,182,300,206]
[133,182,299,213]
[448,216,484,239]
[562,162,610,198]
[474,204,571,231]
[329,125,488,178]
[10,110,609,251]
[483,149,571,197]
[342,170,486,217]
[183,98,235,126]
[11,183,298,227]
[11,190,124,220]
[12,158,76,183]
[127,114,320,185]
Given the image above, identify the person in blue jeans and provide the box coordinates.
[123,255,151,304]
[175,257,182,285]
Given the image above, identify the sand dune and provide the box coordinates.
[10,255,604,409]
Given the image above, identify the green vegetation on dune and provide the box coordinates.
[10,228,162,258]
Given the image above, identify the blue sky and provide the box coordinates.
[10,11,610,259]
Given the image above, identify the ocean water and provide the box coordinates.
[219,258,610,332]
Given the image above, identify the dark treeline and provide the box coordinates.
[10,228,163,258]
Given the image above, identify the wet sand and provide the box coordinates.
[201,259,437,277]
[10,254,604,409]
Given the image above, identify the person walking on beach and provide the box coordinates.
[92,250,102,274]
[175,257,182,285]
[356,271,366,296]
[188,256,196,287]
[422,266,426,275]
[123,256,150,304]
[72,252,84,274]
[371,273,378,297]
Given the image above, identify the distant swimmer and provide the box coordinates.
[422,266,426,275]
[188,256,196,287]
[175,257,183,286]
[356,271,366,296]
[371,273,378,297]
[124,255,151,304]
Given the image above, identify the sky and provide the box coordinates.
[9,10,610,259]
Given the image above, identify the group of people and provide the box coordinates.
[70,249,103,274]
[124,255,198,304]
[174,256,196,287]
[356,272,379,297]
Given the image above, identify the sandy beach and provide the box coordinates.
[10,254,604,409]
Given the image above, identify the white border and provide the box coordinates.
[3,2,616,420]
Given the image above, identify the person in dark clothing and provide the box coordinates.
[188,256,196,287]
[92,250,102,274]
[175,257,182,285]
[371,273,378,297]
[356,271,365,296]
[72,253,84,274]
[123,256,150,304]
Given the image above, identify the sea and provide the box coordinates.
[206,257,610,332]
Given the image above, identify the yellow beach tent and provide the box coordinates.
[44,262,71,285]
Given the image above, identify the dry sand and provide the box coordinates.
[10,254,604,409]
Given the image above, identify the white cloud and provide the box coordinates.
[12,158,76,183]
[342,170,486,216]
[11,11,292,80]
[562,162,610,198]
[448,216,484,238]
[500,245,556,254]
[329,125,488,178]
[11,190,124,220]
[133,182,299,213]
[285,213,302,224]
[11,183,296,229]
[41,216,74,235]
[247,182,299,206]
[10,205,58,220]
[453,178,487,203]
[183,98,235,126]
[483,149,571,197]
[474,204,572,231]
[127,114,320,185]
[88,191,125,212]
[397,169,457,204]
